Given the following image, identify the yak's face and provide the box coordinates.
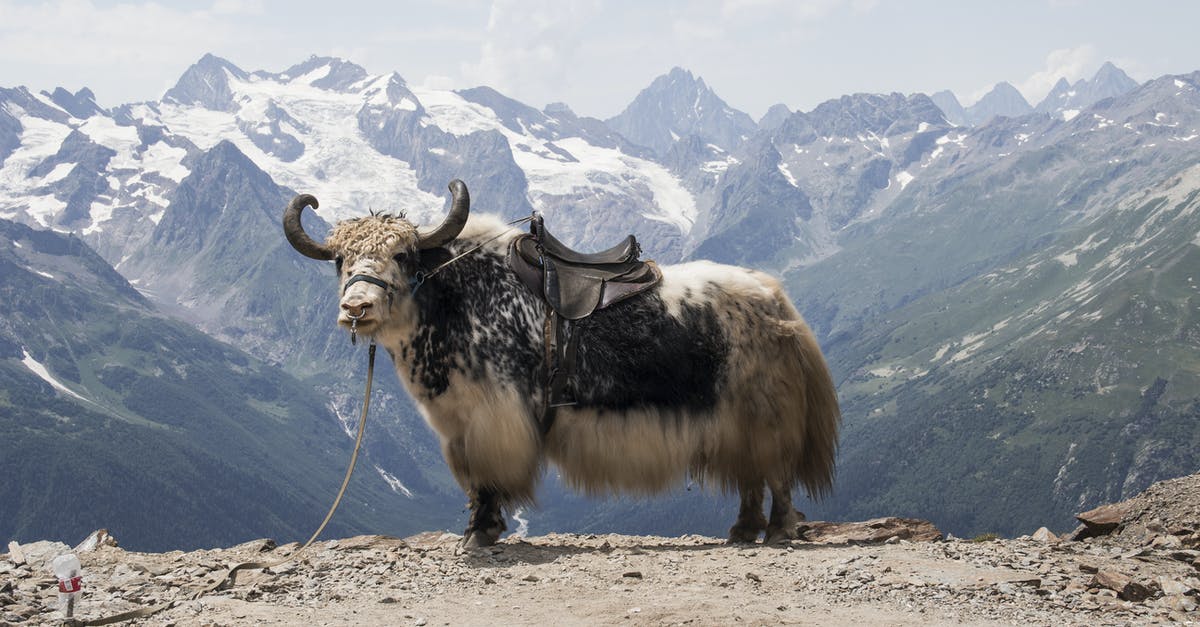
[325,215,420,335]
[282,180,472,339]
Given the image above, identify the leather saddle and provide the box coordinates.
[508,214,662,418]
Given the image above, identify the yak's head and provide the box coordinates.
[283,179,470,337]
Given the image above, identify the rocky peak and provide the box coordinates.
[965,81,1033,125]
[605,66,757,157]
[757,103,792,132]
[780,92,947,144]
[930,90,968,126]
[162,53,248,112]
[43,87,103,119]
[1035,62,1139,118]
[278,56,369,91]
[543,101,576,119]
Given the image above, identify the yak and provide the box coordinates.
[283,179,840,548]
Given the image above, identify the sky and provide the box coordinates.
[1,0,1198,121]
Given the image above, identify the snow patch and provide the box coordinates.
[895,171,914,190]
[21,349,88,401]
[1062,109,1080,121]
[778,161,799,187]
[1055,252,1078,267]
[40,162,75,184]
[520,137,697,233]
[373,465,414,498]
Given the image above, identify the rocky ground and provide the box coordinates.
[4,476,1200,626]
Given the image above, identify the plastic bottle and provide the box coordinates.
[52,553,83,618]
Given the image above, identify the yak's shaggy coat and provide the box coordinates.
[308,209,840,547]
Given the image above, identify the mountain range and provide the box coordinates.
[1,55,1197,547]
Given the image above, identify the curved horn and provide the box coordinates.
[416,179,470,250]
[283,193,335,260]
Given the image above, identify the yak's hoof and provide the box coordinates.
[727,526,762,544]
[764,527,797,545]
[461,529,498,549]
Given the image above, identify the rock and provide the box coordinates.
[1091,569,1157,602]
[1073,503,1129,540]
[232,538,277,553]
[11,541,71,574]
[1031,527,1059,543]
[1162,594,1198,613]
[1156,576,1193,596]
[622,571,643,579]
[5,603,37,618]
[746,572,762,583]
[797,517,943,544]
[1151,535,1183,549]
[6,542,25,565]
[74,529,118,552]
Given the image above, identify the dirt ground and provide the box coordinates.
[5,475,1200,626]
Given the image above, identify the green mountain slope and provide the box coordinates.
[0,218,454,550]
[808,164,1200,536]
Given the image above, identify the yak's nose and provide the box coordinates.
[341,300,373,318]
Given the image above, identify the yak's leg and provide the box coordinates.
[462,486,507,548]
[728,478,767,544]
[765,477,806,544]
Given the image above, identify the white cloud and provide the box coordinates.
[0,0,244,104]
[1016,45,1100,105]
[720,0,843,19]
[210,0,263,15]
[461,0,601,107]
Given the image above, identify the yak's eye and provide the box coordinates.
[334,256,344,274]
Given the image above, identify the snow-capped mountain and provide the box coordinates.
[1034,61,1140,120]
[691,91,952,266]
[0,55,698,267]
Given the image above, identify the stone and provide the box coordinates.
[1073,503,1129,539]
[12,541,70,574]
[74,529,118,552]
[1091,569,1157,602]
[622,571,643,579]
[797,517,943,544]
[1031,527,1059,543]
[1156,576,1193,596]
[6,542,24,565]
[1151,535,1183,549]
[1163,594,1198,613]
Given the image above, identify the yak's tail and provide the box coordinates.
[776,294,841,500]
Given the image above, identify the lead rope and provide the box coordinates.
[68,343,378,626]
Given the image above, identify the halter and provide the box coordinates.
[342,274,396,345]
